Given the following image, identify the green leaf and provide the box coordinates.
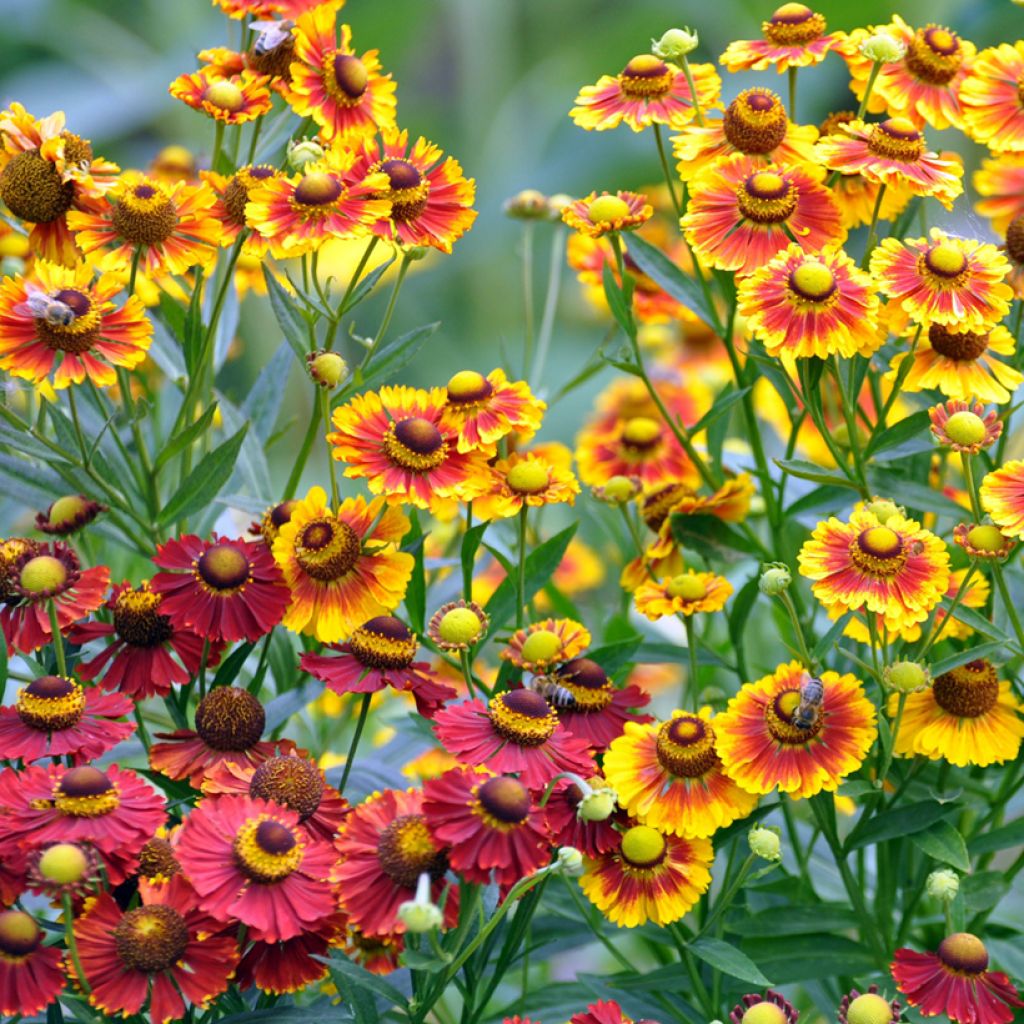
[845,799,953,852]
[243,341,293,442]
[912,819,971,872]
[967,816,1024,855]
[689,937,773,987]
[158,425,248,526]
[868,471,967,517]
[327,952,407,1009]
[357,322,440,391]
[962,870,1011,912]
[728,575,760,659]
[732,904,858,937]
[625,234,717,328]
[742,934,876,983]
[485,524,577,633]
[461,521,488,581]
[812,611,852,662]
[154,403,218,471]
[866,408,932,458]
[775,459,859,490]
[928,642,1005,676]
[671,513,759,562]
[601,262,634,336]
[210,642,255,689]
[586,638,642,675]
[403,511,427,632]
[785,485,857,519]
[340,255,395,314]
[933,603,1009,643]
[212,1010,353,1024]
[263,267,309,361]
[691,386,750,434]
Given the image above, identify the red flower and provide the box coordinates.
[422,768,551,888]
[0,764,165,884]
[333,788,456,937]
[433,691,596,790]
[71,581,218,699]
[543,776,623,857]
[176,794,338,942]
[0,910,65,1018]
[300,615,457,718]
[892,933,1023,1024]
[572,1000,636,1024]
[69,876,238,1024]
[0,673,133,762]
[237,913,347,995]
[1,540,108,653]
[149,686,291,788]
[150,534,290,643]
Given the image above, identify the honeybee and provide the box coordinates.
[15,285,77,327]
[251,19,293,55]
[528,677,578,710]
[792,675,825,731]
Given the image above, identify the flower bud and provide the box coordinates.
[651,27,700,61]
[863,497,903,525]
[38,843,90,884]
[758,562,791,596]
[306,350,348,390]
[748,823,782,862]
[503,189,550,220]
[884,660,931,694]
[552,846,585,877]
[287,138,325,171]
[397,872,444,932]
[577,786,618,822]
[546,193,574,218]
[859,32,907,64]
[594,475,639,504]
[926,868,959,902]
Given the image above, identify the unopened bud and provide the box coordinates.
[758,562,791,596]
[397,872,444,932]
[748,824,782,862]
[863,497,903,525]
[405,246,429,262]
[577,786,618,822]
[595,475,639,504]
[38,843,89,884]
[651,27,700,61]
[504,189,550,220]
[884,660,931,694]
[287,138,325,171]
[547,193,574,218]
[306,350,348,389]
[926,868,959,901]
[552,846,584,877]
[860,32,907,64]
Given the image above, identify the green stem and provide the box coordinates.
[198,638,211,699]
[521,221,536,375]
[991,561,1024,659]
[338,693,372,794]
[321,388,339,508]
[861,184,887,269]
[63,892,91,994]
[284,400,321,500]
[856,61,883,120]
[679,56,705,126]
[459,649,477,701]
[683,615,699,710]
[325,236,380,350]
[47,600,66,676]
[516,506,528,628]
[359,251,411,372]
[133,706,152,752]
[961,451,982,521]
[920,563,976,655]
[779,590,814,668]
[529,227,566,389]
[877,691,906,790]
[245,115,264,164]
[67,388,90,468]
[698,854,757,938]
[653,124,683,217]
[788,66,798,120]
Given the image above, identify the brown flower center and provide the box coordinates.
[294,517,361,581]
[849,526,907,577]
[328,52,369,103]
[932,660,1000,718]
[489,688,558,747]
[16,674,85,731]
[223,165,277,225]
[642,482,691,531]
[766,688,824,743]
[723,89,789,155]
[348,615,418,670]
[0,150,75,223]
[294,171,343,208]
[233,817,303,882]
[736,171,797,223]
[194,686,266,750]
[1006,214,1024,265]
[248,36,295,79]
[54,766,120,817]
[376,813,447,888]
[380,159,430,222]
[554,658,614,711]
[250,756,325,820]
[937,932,990,974]
[476,775,531,825]
[383,417,447,472]
[904,26,963,85]
[867,118,925,163]
[196,543,252,591]
[137,837,181,881]
[114,905,189,972]
[113,585,174,647]
[0,911,42,959]
[619,55,673,98]
[763,4,826,45]
[112,183,179,246]
[656,715,719,776]
[928,324,987,361]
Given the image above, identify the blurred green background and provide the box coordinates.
[0,0,1018,474]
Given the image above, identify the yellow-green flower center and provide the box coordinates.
[439,607,484,645]
[447,370,493,404]
[48,495,90,528]
[666,574,707,600]
[789,260,836,302]
[622,416,661,449]
[967,524,1006,553]
[588,195,631,224]
[742,1003,789,1024]
[37,842,90,884]
[0,911,42,958]
[925,242,968,279]
[19,554,67,593]
[203,80,245,112]
[737,171,797,223]
[850,526,907,577]
[520,629,563,665]
[620,825,666,868]
[845,993,894,1024]
[507,461,550,495]
[944,411,987,446]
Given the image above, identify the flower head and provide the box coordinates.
[981,460,1024,537]
[35,494,104,535]
[443,368,545,453]
[502,618,591,672]
[473,452,580,521]
[838,986,901,1024]
[729,991,799,1024]
[562,191,653,238]
[633,572,733,620]
[930,401,1002,453]
[961,43,1024,152]
[720,4,842,73]
[652,28,699,62]
[428,599,489,651]
[0,910,65,1017]
[954,522,1015,561]
[170,68,273,124]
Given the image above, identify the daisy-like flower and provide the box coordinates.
[891,933,1023,1024]
[0,102,119,264]
[0,674,133,764]
[1,540,109,654]
[974,154,1024,235]
[428,599,490,652]
[244,150,391,257]
[149,686,288,788]
[930,400,1002,454]
[571,1001,640,1024]
[729,991,799,1024]
[837,985,901,1024]
[672,88,819,182]
[271,486,414,643]
[543,775,622,857]
[237,914,347,996]
[328,387,491,512]
[285,1,396,141]
[0,764,164,883]
[737,244,880,361]
[251,499,299,548]
[633,571,733,620]
[815,118,963,208]
[604,709,759,838]
[889,323,1022,404]
[201,164,282,256]
[68,173,221,277]
[570,53,721,132]
[841,19,975,131]
[422,768,551,887]
[502,618,591,673]
[715,661,877,798]
[890,659,1024,768]
[873,230,1012,334]
[961,43,1024,152]
[201,753,349,845]
[579,823,712,927]
[543,657,652,751]
[347,128,477,253]
[150,533,290,644]
[169,68,273,124]
[443,368,545,452]
[0,910,65,1018]
[334,787,456,936]
[176,794,338,942]
[433,690,595,791]
[682,155,845,275]
[472,452,580,522]
[798,507,949,632]
[300,614,457,718]
[71,581,214,700]
[34,494,104,536]
[69,875,239,1023]
[561,191,653,238]
[981,460,1024,537]
[0,259,152,389]
[719,3,842,73]
[954,522,1015,561]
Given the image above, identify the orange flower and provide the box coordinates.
[472,452,580,521]
[633,572,732,620]
[720,4,843,73]
[961,43,1024,152]
[973,154,1024,235]
[169,68,273,124]
[443,368,544,452]
[561,191,653,238]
